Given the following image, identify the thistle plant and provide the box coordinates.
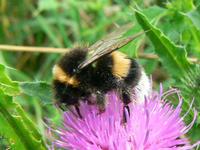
[180,65,200,111]
[54,86,200,150]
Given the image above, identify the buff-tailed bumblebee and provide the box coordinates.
[52,25,150,122]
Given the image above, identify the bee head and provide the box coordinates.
[53,80,79,105]
[53,80,89,106]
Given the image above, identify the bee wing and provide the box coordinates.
[78,24,146,69]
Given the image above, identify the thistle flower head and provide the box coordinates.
[54,87,200,150]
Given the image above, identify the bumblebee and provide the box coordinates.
[52,25,150,121]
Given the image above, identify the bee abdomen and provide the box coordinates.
[111,51,141,86]
[110,51,133,78]
[124,59,141,86]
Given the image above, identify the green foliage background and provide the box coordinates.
[0,0,200,149]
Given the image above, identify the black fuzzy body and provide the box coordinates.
[52,48,141,111]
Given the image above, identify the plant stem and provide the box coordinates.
[0,44,199,64]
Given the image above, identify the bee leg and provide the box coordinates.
[121,88,131,123]
[121,87,131,105]
[74,104,82,119]
[123,105,130,123]
[96,91,106,114]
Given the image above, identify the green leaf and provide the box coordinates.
[0,90,47,150]
[20,81,53,105]
[142,5,166,21]
[186,6,200,30]
[166,0,194,12]
[0,64,20,96]
[135,10,192,77]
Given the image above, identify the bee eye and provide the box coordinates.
[73,69,76,73]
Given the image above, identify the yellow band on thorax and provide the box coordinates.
[52,65,80,87]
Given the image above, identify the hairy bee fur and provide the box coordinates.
[52,48,146,118]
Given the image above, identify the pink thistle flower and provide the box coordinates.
[54,87,200,150]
